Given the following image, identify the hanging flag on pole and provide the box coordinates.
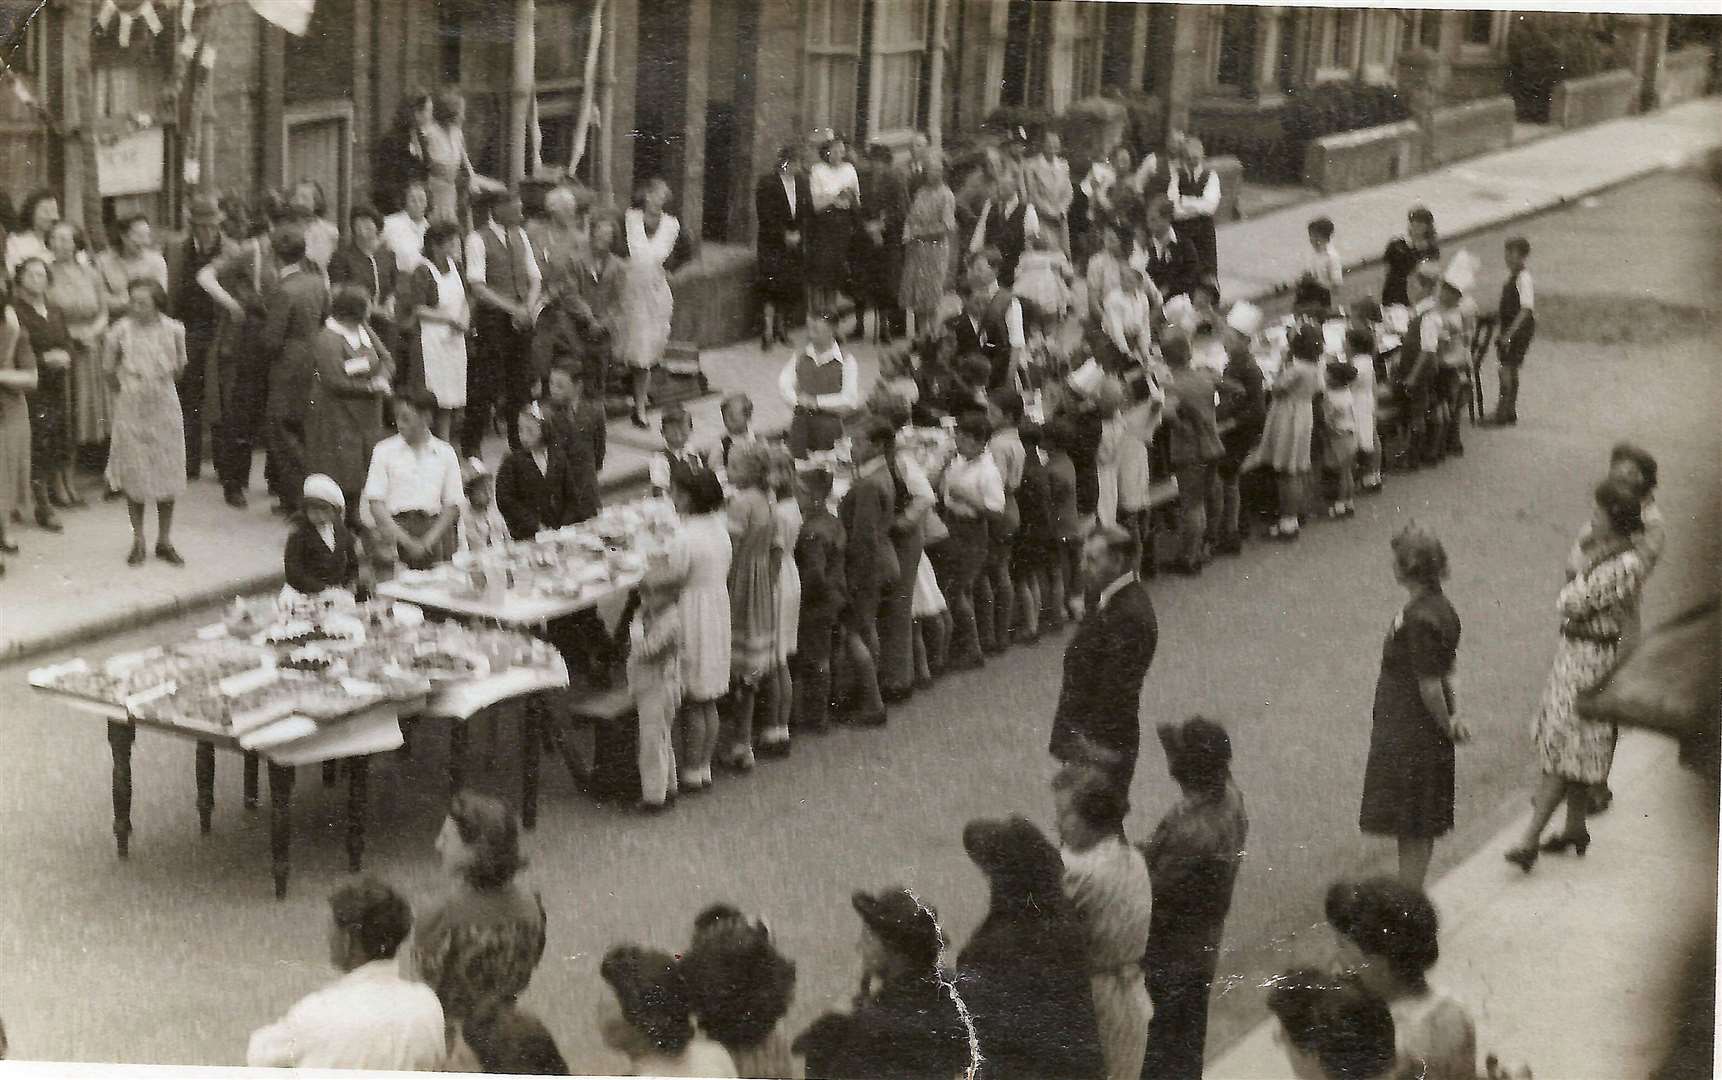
[528,93,544,178]
[247,0,315,37]
[567,0,605,178]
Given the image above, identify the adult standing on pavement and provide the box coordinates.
[1381,207,1440,310]
[410,791,547,1068]
[853,143,908,344]
[0,291,39,572]
[167,194,226,482]
[382,180,433,276]
[616,177,690,429]
[528,184,590,301]
[955,815,1106,1080]
[422,89,507,226]
[464,190,540,457]
[371,91,431,216]
[1140,196,1199,302]
[1048,524,1159,790]
[102,278,188,567]
[198,223,291,508]
[1168,138,1221,281]
[363,388,463,571]
[1162,331,1222,576]
[1024,130,1075,255]
[1359,524,1465,888]
[1505,477,1650,872]
[1055,771,1154,1080]
[534,212,623,400]
[836,414,898,727]
[262,229,332,514]
[288,180,341,274]
[4,190,58,274]
[96,215,169,318]
[13,258,73,527]
[755,143,810,349]
[1211,301,1266,555]
[793,888,971,1080]
[899,153,956,342]
[1326,877,1477,1080]
[806,131,861,322]
[304,285,394,526]
[46,224,109,486]
[403,220,470,443]
[328,204,400,360]
[779,309,860,457]
[1141,717,1249,1080]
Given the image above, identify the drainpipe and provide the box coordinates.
[927,0,949,151]
[508,0,536,184]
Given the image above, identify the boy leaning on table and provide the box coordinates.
[363,388,465,572]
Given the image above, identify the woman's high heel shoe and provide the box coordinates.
[1503,846,1539,873]
[1539,830,1591,857]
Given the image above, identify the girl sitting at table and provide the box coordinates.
[457,459,512,555]
[495,401,580,541]
[647,404,714,499]
[284,473,359,596]
[627,567,683,814]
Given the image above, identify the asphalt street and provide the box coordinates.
[0,167,1717,1073]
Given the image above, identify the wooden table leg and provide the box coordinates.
[521,699,542,832]
[267,763,296,900]
[243,752,259,811]
[322,761,339,788]
[448,723,468,795]
[195,741,216,834]
[106,722,136,859]
[346,758,368,873]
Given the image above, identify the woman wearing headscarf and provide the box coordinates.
[956,815,1105,1079]
[1505,477,1651,871]
[1359,524,1465,888]
[410,792,548,1065]
[1055,770,1153,1080]
[1141,717,1249,1080]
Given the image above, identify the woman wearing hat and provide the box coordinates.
[284,474,358,595]
[597,945,735,1077]
[303,285,395,526]
[794,887,969,1080]
[807,131,862,321]
[1360,525,1465,888]
[955,815,1105,1079]
[1142,717,1249,1079]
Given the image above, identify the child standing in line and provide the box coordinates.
[984,390,1027,652]
[792,467,846,733]
[1011,422,1053,644]
[1040,418,1082,625]
[1321,357,1360,519]
[1491,236,1535,425]
[708,392,760,482]
[1256,323,1324,541]
[1013,229,1076,331]
[759,448,801,757]
[1345,325,1383,494]
[719,444,778,771]
[1296,216,1343,313]
[626,576,683,813]
[647,404,714,498]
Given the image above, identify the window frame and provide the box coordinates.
[804,0,865,136]
[281,102,354,224]
[1459,9,1505,57]
[866,0,929,145]
[1310,9,1363,84]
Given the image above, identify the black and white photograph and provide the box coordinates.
[0,0,1716,1077]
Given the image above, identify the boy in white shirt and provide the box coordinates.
[1296,216,1343,313]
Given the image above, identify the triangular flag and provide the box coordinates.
[247,0,314,36]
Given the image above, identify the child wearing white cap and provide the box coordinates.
[284,474,358,595]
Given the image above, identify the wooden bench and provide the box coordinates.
[559,686,640,806]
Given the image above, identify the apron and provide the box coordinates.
[419,261,469,409]
[617,208,677,371]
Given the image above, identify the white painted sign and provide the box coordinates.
[96,126,165,197]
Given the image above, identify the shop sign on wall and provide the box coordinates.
[96,125,166,196]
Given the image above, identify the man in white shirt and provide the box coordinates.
[780,310,861,456]
[960,251,1028,390]
[247,877,446,1071]
[364,388,464,570]
[382,180,433,274]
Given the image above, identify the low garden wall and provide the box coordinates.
[1658,46,1715,109]
[1302,120,1419,194]
[1549,68,1639,129]
[1420,95,1516,169]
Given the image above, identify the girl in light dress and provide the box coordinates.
[1345,323,1384,493]
[720,444,778,771]
[760,448,801,757]
[1321,358,1360,519]
[1253,322,1323,541]
[654,468,733,793]
[628,571,683,813]
[1013,229,1076,330]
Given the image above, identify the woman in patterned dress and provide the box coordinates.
[1056,769,1154,1080]
[616,177,689,428]
[102,279,188,567]
[0,291,38,572]
[46,223,109,468]
[411,791,548,1067]
[720,444,778,772]
[1505,477,1650,871]
[899,154,955,343]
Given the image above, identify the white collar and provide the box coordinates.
[1097,572,1136,610]
[806,343,844,365]
[325,318,372,350]
[488,220,515,241]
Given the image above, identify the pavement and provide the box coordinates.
[3,95,1719,663]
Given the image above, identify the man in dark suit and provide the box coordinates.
[959,174,1034,286]
[167,194,226,480]
[262,227,331,514]
[1049,523,1159,789]
[1140,195,1200,302]
[542,364,605,525]
[328,204,400,361]
[754,144,811,348]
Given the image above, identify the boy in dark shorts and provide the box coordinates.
[1490,236,1535,425]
